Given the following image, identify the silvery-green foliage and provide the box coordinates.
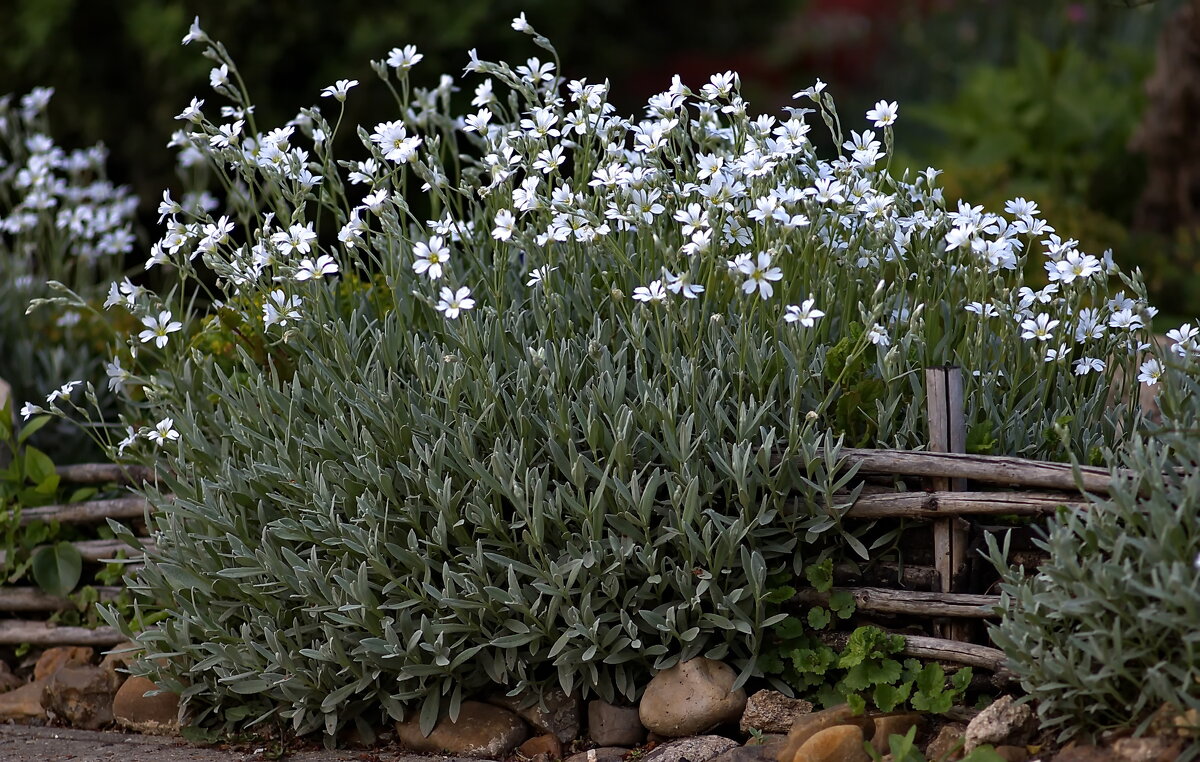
[106,306,867,738]
[47,15,1177,742]
[987,359,1200,742]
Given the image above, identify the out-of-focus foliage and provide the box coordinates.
[890,0,1191,318]
[0,0,799,206]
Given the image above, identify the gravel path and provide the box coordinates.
[0,725,456,762]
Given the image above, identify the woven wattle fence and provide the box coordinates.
[0,463,155,646]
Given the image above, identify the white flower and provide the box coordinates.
[1074,308,1106,343]
[526,265,556,288]
[116,425,138,456]
[19,402,43,420]
[339,212,366,249]
[1137,359,1163,386]
[965,302,1000,318]
[944,226,974,252]
[633,280,668,303]
[492,209,516,241]
[865,100,898,127]
[867,323,891,347]
[1017,283,1059,310]
[1108,308,1143,331]
[784,297,825,327]
[348,159,380,185]
[464,108,493,134]
[271,222,317,257]
[516,57,555,84]
[1050,250,1101,283]
[673,204,709,236]
[807,177,845,205]
[181,16,205,45]
[209,120,243,149]
[512,12,532,32]
[106,358,132,394]
[320,79,358,101]
[1043,343,1070,363]
[1020,314,1059,342]
[138,311,183,349]
[436,286,475,319]
[362,189,388,213]
[1005,197,1040,217]
[738,251,783,300]
[413,237,451,280]
[386,45,423,70]
[209,64,229,90]
[1166,323,1199,356]
[370,120,423,164]
[294,255,339,281]
[533,145,566,174]
[45,380,81,405]
[1073,357,1105,375]
[175,97,205,123]
[146,418,180,446]
[471,79,495,107]
[793,79,826,100]
[263,290,302,328]
[663,271,704,299]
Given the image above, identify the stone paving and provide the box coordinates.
[0,724,455,762]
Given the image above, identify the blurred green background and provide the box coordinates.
[0,0,1195,387]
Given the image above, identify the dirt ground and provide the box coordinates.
[0,725,460,762]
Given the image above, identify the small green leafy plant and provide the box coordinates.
[867,726,1006,762]
[0,402,134,627]
[765,619,972,714]
[0,402,85,597]
[763,561,971,714]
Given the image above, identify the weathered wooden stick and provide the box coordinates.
[833,448,1118,494]
[54,463,157,485]
[926,366,971,641]
[840,490,1087,518]
[794,586,999,618]
[18,496,150,526]
[0,621,125,646]
[816,631,1008,671]
[0,537,151,565]
[901,634,1008,671]
[0,586,123,612]
[834,562,940,590]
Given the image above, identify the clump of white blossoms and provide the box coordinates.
[40,14,1195,462]
[0,89,139,274]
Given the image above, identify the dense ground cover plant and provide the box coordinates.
[987,351,1200,745]
[36,15,1185,742]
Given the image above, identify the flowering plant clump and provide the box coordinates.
[987,356,1200,741]
[0,88,141,460]
[38,16,1194,741]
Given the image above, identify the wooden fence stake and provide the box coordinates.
[926,366,971,640]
